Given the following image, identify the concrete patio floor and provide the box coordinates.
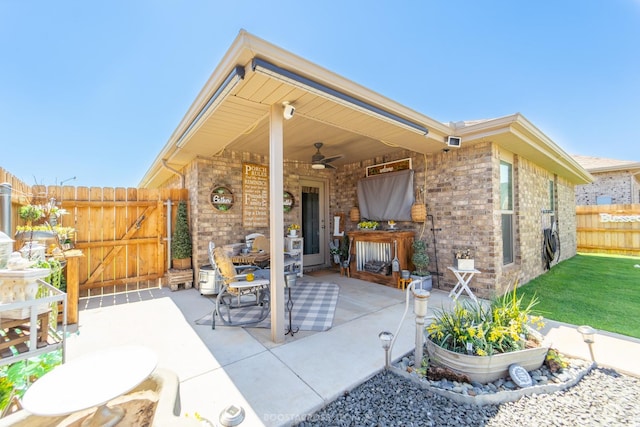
[63,270,457,426]
[14,269,640,427]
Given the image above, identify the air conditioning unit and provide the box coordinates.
[447,136,462,147]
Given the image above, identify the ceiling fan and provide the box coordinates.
[311,142,342,170]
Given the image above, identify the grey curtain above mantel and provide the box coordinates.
[357,169,415,221]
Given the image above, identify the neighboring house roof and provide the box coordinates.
[572,155,640,174]
[139,30,591,188]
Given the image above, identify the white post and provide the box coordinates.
[166,199,172,270]
[0,183,11,236]
[269,104,285,343]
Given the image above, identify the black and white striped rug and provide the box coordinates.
[196,281,339,331]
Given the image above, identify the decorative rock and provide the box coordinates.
[509,363,533,388]
[295,367,640,427]
[503,380,516,390]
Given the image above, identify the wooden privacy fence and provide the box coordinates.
[8,181,188,297]
[576,204,640,257]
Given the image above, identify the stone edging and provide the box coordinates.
[389,361,595,406]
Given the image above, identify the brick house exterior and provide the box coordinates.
[144,31,590,301]
[162,141,580,299]
[573,155,640,205]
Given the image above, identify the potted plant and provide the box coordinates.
[287,223,300,237]
[329,241,341,264]
[425,285,549,383]
[328,235,350,265]
[454,248,474,271]
[15,200,73,242]
[15,199,75,259]
[171,201,192,270]
[411,239,432,291]
[357,220,379,230]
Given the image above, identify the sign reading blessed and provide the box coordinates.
[242,163,269,227]
[599,213,640,223]
[366,158,412,177]
[210,186,234,211]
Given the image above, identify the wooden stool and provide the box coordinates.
[398,278,412,290]
[340,263,350,278]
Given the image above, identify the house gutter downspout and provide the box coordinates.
[161,160,185,189]
[160,160,185,270]
[0,183,11,236]
[166,199,172,270]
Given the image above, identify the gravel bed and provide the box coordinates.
[295,366,640,426]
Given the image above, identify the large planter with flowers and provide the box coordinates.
[425,285,550,383]
[426,331,550,383]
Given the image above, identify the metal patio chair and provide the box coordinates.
[211,247,270,329]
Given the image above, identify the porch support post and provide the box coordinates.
[269,104,285,343]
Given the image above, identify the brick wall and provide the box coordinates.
[575,170,636,205]
[508,157,577,292]
[160,142,577,298]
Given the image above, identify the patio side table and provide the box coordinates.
[447,266,480,303]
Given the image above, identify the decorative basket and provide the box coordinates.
[411,203,427,222]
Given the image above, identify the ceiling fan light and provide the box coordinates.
[312,163,325,170]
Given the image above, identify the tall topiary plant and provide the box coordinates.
[411,240,430,277]
[171,200,192,269]
[411,239,432,291]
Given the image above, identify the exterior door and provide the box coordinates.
[301,178,326,266]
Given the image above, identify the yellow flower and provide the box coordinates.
[476,348,487,356]
[288,224,300,232]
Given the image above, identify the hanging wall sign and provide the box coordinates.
[242,162,269,227]
[366,158,412,177]
[210,186,234,211]
[283,191,294,213]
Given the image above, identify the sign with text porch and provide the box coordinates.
[242,162,269,228]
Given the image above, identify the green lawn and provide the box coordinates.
[518,253,640,339]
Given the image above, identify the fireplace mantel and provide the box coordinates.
[347,230,415,287]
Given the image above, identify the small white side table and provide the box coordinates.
[21,345,157,426]
[447,266,480,303]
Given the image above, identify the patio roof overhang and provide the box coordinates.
[139,31,455,188]
[139,29,591,187]
[453,114,593,185]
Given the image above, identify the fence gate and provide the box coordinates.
[52,186,188,297]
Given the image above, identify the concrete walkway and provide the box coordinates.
[40,271,640,426]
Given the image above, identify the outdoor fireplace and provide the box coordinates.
[356,241,392,274]
[347,230,414,287]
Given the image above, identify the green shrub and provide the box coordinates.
[411,240,430,276]
[171,201,192,259]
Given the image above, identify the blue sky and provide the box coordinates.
[1,1,639,188]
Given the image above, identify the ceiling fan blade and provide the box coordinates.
[322,155,343,164]
[311,142,325,163]
[324,162,337,170]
